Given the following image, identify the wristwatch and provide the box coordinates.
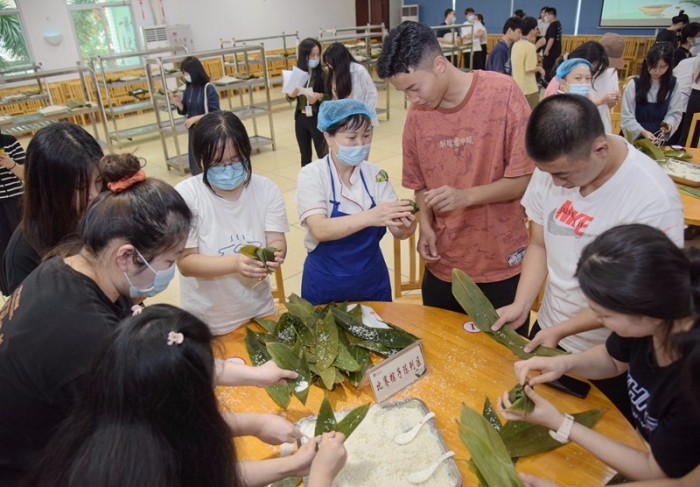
[549,414,575,444]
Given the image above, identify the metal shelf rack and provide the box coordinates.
[145,46,276,175]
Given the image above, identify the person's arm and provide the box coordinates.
[206,83,220,112]
[621,80,646,141]
[215,358,298,387]
[414,189,441,263]
[177,247,269,280]
[524,308,604,351]
[172,88,186,115]
[304,201,413,242]
[544,37,554,56]
[662,80,685,137]
[0,153,24,181]
[492,221,548,331]
[223,412,301,444]
[521,465,700,487]
[422,175,531,214]
[500,386,668,481]
[308,432,347,487]
[238,438,319,487]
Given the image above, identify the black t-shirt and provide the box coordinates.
[606,333,700,477]
[3,227,41,295]
[435,21,451,39]
[673,46,690,68]
[0,257,131,486]
[545,20,562,59]
[656,30,680,49]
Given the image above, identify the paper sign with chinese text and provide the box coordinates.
[364,341,427,403]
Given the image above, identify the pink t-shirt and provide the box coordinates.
[402,71,535,283]
[544,78,560,98]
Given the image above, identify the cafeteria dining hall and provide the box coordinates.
[1,0,699,486]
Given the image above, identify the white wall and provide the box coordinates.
[16,0,355,70]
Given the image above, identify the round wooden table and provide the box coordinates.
[215,302,645,486]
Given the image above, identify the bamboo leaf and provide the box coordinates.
[239,244,259,259]
[459,403,525,487]
[482,397,502,433]
[286,293,317,328]
[319,365,337,390]
[347,345,370,387]
[266,342,311,405]
[334,341,361,372]
[500,409,605,459]
[315,396,338,437]
[269,477,302,487]
[331,307,418,349]
[253,317,277,334]
[273,315,298,346]
[336,403,370,439]
[244,328,290,409]
[316,312,339,371]
[451,269,567,359]
[349,303,364,322]
[506,383,535,415]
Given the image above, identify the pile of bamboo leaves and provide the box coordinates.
[245,294,419,408]
[451,269,567,359]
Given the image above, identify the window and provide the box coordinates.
[67,0,140,67]
[0,0,32,70]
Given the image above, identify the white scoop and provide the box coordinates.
[406,451,455,484]
[393,411,435,445]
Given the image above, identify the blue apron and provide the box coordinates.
[633,77,676,136]
[301,157,391,305]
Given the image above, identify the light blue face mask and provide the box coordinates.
[184,74,192,83]
[694,37,700,47]
[124,248,176,299]
[308,58,320,69]
[207,162,247,190]
[333,139,371,166]
[569,83,591,96]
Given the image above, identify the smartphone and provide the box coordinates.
[544,375,591,399]
[671,145,686,152]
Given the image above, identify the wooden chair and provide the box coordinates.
[393,223,424,299]
[610,111,621,136]
[622,37,639,77]
[270,267,286,303]
[685,112,700,148]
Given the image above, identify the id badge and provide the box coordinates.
[305,105,313,117]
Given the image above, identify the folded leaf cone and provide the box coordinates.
[506,383,535,415]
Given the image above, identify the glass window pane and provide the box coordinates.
[72,6,139,67]
[0,1,18,10]
[67,0,126,5]
[0,13,30,69]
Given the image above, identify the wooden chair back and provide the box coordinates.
[393,222,424,298]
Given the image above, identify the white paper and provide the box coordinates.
[282,66,310,94]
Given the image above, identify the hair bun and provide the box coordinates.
[101,154,145,192]
[679,9,685,15]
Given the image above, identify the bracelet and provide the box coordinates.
[549,413,575,444]
[8,162,16,170]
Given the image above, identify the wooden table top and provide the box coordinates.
[677,148,700,226]
[215,302,645,486]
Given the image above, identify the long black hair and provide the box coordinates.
[24,305,240,487]
[576,224,700,352]
[181,56,210,86]
[296,38,325,94]
[552,41,609,88]
[637,42,675,105]
[192,111,253,193]
[21,123,103,257]
[323,42,357,100]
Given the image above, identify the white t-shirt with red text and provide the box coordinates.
[522,138,684,353]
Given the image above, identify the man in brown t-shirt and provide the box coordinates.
[378,21,535,326]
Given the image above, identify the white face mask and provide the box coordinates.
[569,83,591,96]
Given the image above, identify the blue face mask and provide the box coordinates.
[207,162,247,190]
[568,83,591,96]
[184,74,192,83]
[694,37,700,47]
[333,139,371,166]
[308,58,320,69]
[124,248,176,299]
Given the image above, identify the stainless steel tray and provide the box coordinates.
[296,398,462,487]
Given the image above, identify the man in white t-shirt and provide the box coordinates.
[492,94,683,420]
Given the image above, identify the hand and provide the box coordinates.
[263,251,285,273]
[394,213,416,229]
[253,414,303,445]
[416,224,441,263]
[309,432,347,483]
[0,154,15,170]
[307,92,322,104]
[641,130,658,144]
[513,355,568,387]
[523,326,561,353]
[492,302,529,332]
[606,91,620,106]
[235,254,269,279]
[498,385,564,429]
[253,360,299,387]
[424,186,469,213]
[537,67,546,77]
[184,117,197,129]
[168,90,182,103]
[660,123,672,134]
[367,201,413,227]
[544,50,550,57]
[519,474,560,487]
[289,87,300,98]
[289,436,321,477]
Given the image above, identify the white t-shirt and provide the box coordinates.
[295,156,399,252]
[460,22,483,52]
[590,67,619,134]
[175,174,290,335]
[521,139,684,353]
[348,62,379,126]
[673,56,700,112]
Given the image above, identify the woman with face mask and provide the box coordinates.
[176,111,290,335]
[287,38,330,167]
[551,58,593,97]
[169,56,220,175]
[295,99,416,305]
[674,22,700,68]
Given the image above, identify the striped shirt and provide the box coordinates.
[0,134,25,200]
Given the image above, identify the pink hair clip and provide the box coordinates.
[167,331,184,346]
[131,305,144,316]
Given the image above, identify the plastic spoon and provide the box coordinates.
[406,451,455,484]
[393,412,436,445]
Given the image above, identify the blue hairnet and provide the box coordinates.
[555,58,593,80]
[317,99,376,132]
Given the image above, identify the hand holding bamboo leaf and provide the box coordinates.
[498,385,565,431]
[505,383,535,415]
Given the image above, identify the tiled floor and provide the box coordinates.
[16,83,421,307]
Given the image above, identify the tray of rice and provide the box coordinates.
[660,158,700,187]
[38,105,69,116]
[297,398,461,487]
